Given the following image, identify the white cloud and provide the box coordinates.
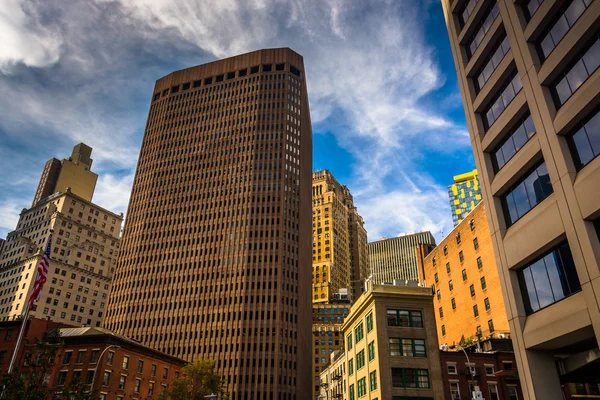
[0,0,62,73]
[92,173,135,217]
[0,198,28,237]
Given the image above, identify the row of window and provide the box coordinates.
[348,370,377,400]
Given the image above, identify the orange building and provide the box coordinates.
[420,202,509,347]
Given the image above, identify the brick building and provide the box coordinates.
[420,202,510,347]
[0,318,185,399]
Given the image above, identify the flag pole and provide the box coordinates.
[6,230,53,375]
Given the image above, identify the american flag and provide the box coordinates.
[28,236,52,308]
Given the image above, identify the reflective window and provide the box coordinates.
[518,242,581,314]
[483,72,523,131]
[492,113,536,171]
[538,0,593,61]
[466,3,501,59]
[475,33,511,93]
[524,0,544,21]
[458,0,482,28]
[552,36,600,107]
[501,161,553,226]
[568,108,600,169]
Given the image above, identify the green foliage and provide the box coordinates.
[165,359,228,400]
[0,329,97,400]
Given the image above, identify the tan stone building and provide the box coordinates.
[312,170,368,303]
[421,202,510,347]
[441,0,600,397]
[319,350,347,400]
[103,48,313,400]
[0,144,123,327]
[319,283,445,400]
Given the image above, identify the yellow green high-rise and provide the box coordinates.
[448,169,482,226]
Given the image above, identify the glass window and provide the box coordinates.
[475,33,511,92]
[466,3,501,59]
[347,333,353,350]
[452,298,457,309]
[483,72,523,131]
[370,370,378,391]
[457,0,481,28]
[470,284,476,297]
[518,242,581,314]
[485,297,491,311]
[356,350,365,369]
[552,36,600,107]
[349,384,355,400]
[509,386,519,400]
[474,304,479,317]
[537,0,592,61]
[477,256,483,269]
[119,375,126,390]
[488,319,495,332]
[63,351,72,365]
[481,276,487,290]
[490,383,500,400]
[493,113,537,171]
[523,0,543,21]
[462,269,467,281]
[451,382,461,399]
[501,161,553,226]
[137,360,144,373]
[366,312,374,332]
[102,372,110,386]
[569,108,600,169]
[357,377,367,397]
[122,356,129,369]
[387,309,423,327]
[449,280,454,291]
[368,341,376,361]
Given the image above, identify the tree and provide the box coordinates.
[165,359,228,400]
[0,329,98,400]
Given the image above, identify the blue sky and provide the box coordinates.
[0,0,475,243]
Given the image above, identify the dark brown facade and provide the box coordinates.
[441,0,600,398]
[103,48,313,400]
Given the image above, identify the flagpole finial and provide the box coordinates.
[49,228,54,233]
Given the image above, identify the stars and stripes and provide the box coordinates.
[28,236,52,308]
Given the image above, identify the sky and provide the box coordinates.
[0,0,476,243]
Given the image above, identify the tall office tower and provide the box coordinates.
[368,232,436,284]
[448,169,482,226]
[32,143,98,207]
[441,0,600,398]
[311,170,368,303]
[0,143,123,327]
[103,48,312,400]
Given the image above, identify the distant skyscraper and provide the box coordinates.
[368,232,436,284]
[0,143,123,327]
[311,170,368,303]
[103,48,312,400]
[448,169,482,226]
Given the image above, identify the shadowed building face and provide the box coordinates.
[103,48,313,400]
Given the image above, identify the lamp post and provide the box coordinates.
[91,344,121,392]
[457,344,477,399]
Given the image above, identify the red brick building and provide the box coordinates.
[440,345,522,400]
[0,318,185,399]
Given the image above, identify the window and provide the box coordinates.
[439,307,444,318]
[163,367,169,380]
[502,161,553,226]
[356,350,365,370]
[148,382,155,396]
[450,382,461,399]
[452,298,457,309]
[538,0,593,61]
[456,233,461,244]
[90,350,99,364]
[368,341,376,361]
[474,33,511,92]
[366,312,374,332]
[449,280,454,291]
[389,338,427,357]
[122,356,129,369]
[459,251,464,263]
[477,256,483,270]
[489,383,500,400]
[86,370,94,385]
[493,113,536,171]
[446,262,451,273]
[509,386,519,400]
[63,351,72,365]
[347,334,353,350]
[76,351,85,364]
[568,108,600,169]
[466,3,500,59]
[470,219,475,231]
[151,364,156,377]
[387,309,423,327]
[349,384,355,400]
[355,323,364,343]
[102,372,110,386]
[488,319,495,332]
[135,378,141,393]
[437,289,441,300]
[552,36,599,107]
[370,370,377,391]
[447,364,457,374]
[457,0,480,28]
[357,377,367,397]
[433,256,437,267]
[119,375,126,390]
[523,0,543,21]
[483,72,523,131]
[349,358,354,375]
[442,325,446,336]
[481,277,487,290]
[443,246,448,256]
[485,297,491,311]
[391,368,430,389]
[107,351,114,366]
[434,273,439,283]
[474,237,479,250]
[518,242,581,314]
[462,269,467,281]
[485,365,495,375]
[473,304,479,317]
[137,360,144,373]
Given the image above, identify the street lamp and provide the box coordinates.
[91,344,121,392]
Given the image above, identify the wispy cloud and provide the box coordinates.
[0,0,471,241]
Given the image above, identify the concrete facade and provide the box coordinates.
[103,48,313,400]
[441,0,600,398]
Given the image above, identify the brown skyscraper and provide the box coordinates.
[104,48,312,400]
[441,0,600,398]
